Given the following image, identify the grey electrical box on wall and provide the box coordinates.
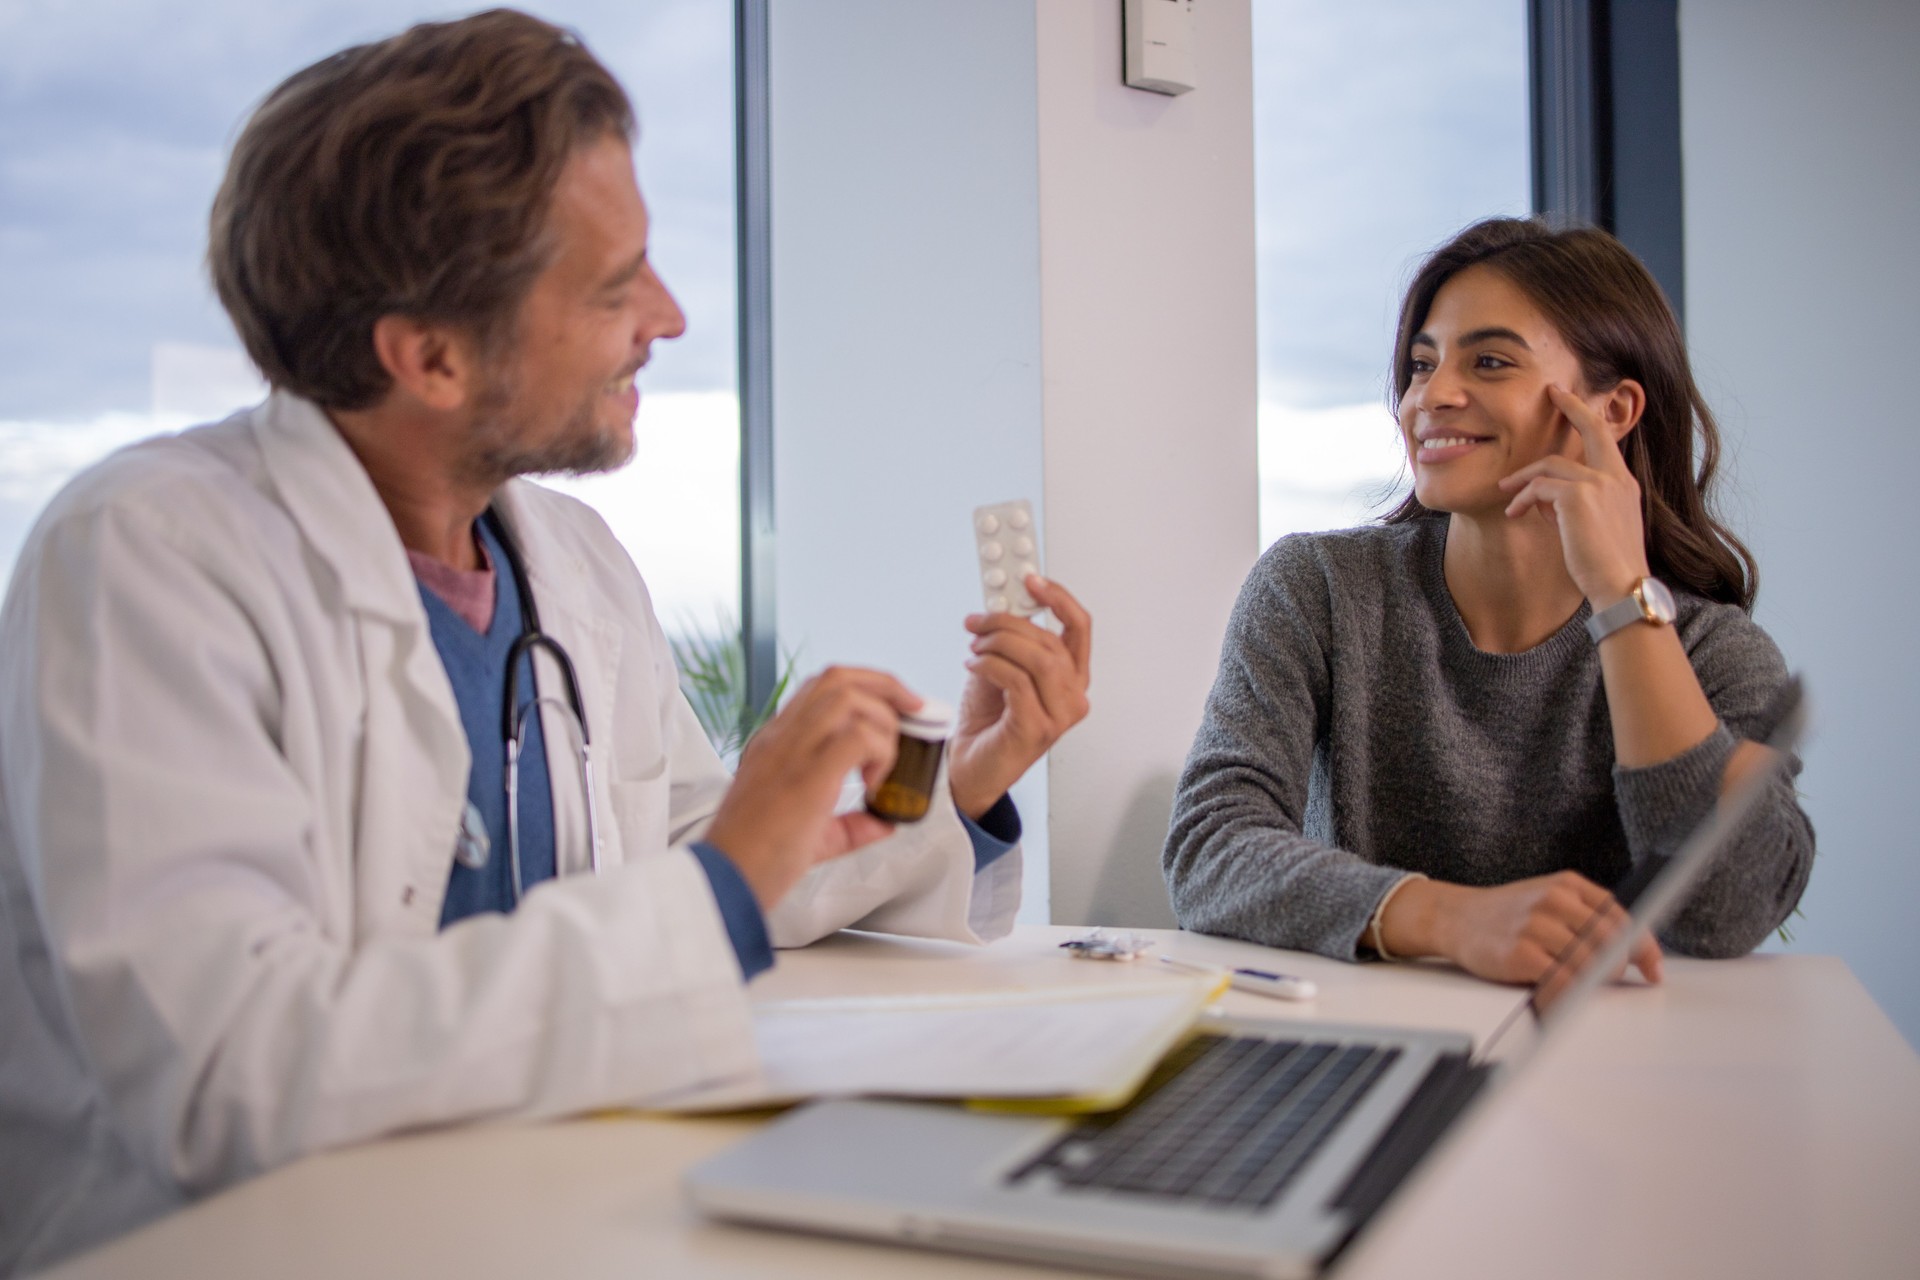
[1123,0,1196,96]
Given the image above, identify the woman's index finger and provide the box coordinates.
[1548,384,1628,474]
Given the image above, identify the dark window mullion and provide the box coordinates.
[1606,0,1685,324]
[1530,0,1685,325]
[1529,0,1603,226]
[734,0,777,722]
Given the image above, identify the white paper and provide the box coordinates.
[657,979,1215,1114]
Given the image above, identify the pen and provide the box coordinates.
[1160,954,1317,1002]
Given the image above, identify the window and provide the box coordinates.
[1252,2,1531,547]
[0,0,740,635]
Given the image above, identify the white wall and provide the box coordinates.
[1034,1,1259,925]
[769,0,1259,927]
[1681,0,1920,1048]
[769,0,1051,913]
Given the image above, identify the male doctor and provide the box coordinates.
[0,10,1092,1272]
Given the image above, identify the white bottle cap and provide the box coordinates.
[900,698,954,740]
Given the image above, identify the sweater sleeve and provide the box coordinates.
[1163,540,1408,960]
[1610,605,1814,957]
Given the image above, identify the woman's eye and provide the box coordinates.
[1475,353,1513,370]
[1408,358,1434,376]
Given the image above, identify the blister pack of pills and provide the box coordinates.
[972,499,1042,617]
[1059,929,1156,962]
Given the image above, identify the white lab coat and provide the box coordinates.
[0,392,1021,1274]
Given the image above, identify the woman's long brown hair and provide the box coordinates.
[1383,218,1757,611]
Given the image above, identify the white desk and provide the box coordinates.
[47,927,1920,1280]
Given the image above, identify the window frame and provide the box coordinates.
[1530,0,1687,322]
[734,0,778,721]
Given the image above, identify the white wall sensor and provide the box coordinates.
[1123,0,1196,97]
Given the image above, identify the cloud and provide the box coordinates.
[0,0,740,423]
[0,387,745,632]
[1257,400,1410,548]
[1252,0,1531,410]
[542,390,742,630]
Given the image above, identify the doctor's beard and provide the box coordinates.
[459,360,639,486]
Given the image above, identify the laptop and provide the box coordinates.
[685,681,1806,1280]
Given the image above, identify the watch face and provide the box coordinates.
[1639,577,1677,624]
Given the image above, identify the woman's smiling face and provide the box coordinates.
[1398,264,1591,518]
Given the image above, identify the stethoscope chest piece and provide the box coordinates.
[455,800,492,870]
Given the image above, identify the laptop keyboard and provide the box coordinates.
[1006,1034,1401,1210]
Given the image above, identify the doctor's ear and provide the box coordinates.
[1597,377,1647,443]
[369,315,482,414]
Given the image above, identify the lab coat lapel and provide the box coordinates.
[249,392,473,932]
[250,391,427,625]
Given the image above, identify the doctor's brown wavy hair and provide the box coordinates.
[1383,218,1758,611]
[209,9,633,411]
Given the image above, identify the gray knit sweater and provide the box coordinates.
[1163,516,1814,961]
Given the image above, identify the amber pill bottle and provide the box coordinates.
[865,699,954,823]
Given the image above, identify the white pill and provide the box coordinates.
[1017,562,1038,582]
[1012,536,1034,556]
[987,594,1009,612]
[1008,508,1031,530]
[976,514,1000,535]
[980,542,1004,562]
[983,568,1007,588]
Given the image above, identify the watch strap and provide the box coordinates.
[1586,579,1671,645]
[1586,594,1645,644]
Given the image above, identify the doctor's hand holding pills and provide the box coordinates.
[949,575,1094,821]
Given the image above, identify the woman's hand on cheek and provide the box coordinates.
[1496,384,1651,606]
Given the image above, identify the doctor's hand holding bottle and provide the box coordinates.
[704,574,1092,912]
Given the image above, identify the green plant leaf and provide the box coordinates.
[668,608,800,764]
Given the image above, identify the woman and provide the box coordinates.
[1163,217,1812,989]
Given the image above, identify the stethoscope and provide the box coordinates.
[451,509,603,902]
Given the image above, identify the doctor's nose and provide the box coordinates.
[636,270,687,351]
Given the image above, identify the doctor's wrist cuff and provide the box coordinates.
[688,842,774,980]
[960,794,1022,871]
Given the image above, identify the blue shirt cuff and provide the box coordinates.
[959,793,1021,873]
[688,842,774,980]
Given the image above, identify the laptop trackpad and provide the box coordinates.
[689,1098,1056,1217]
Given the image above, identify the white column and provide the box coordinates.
[1034,0,1260,925]
[768,0,1051,915]
[769,0,1259,927]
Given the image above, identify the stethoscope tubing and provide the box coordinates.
[487,509,603,901]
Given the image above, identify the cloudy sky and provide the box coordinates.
[1252,0,1529,540]
[1254,0,1529,408]
[0,0,743,616]
[0,0,736,422]
[0,0,1529,588]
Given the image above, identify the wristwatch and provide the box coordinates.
[1586,576,1676,644]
